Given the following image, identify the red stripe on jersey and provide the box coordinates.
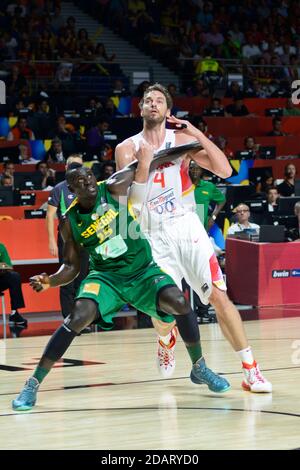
[209,254,223,283]
[180,159,193,193]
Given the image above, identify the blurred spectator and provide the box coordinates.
[0,174,13,187]
[0,242,27,327]
[103,97,122,118]
[134,80,150,97]
[98,160,116,180]
[194,51,223,90]
[94,42,115,62]
[255,172,274,194]
[110,79,130,97]
[283,98,300,116]
[66,15,77,33]
[187,78,210,98]
[277,163,296,197]
[32,98,52,139]
[6,2,27,17]
[225,96,250,117]
[221,32,242,60]
[35,161,56,190]
[48,115,77,155]
[17,39,34,61]
[4,30,18,59]
[203,97,225,116]
[167,83,179,99]
[101,143,114,161]
[242,35,262,60]
[2,161,15,182]
[7,116,35,141]
[203,23,224,48]
[225,81,243,99]
[55,60,74,82]
[227,204,260,235]
[192,116,213,140]
[245,79,268,98]
[18,143,38,164]
[284,54,300,81]
[44,137,66,164]
[214,135,234,159]
[86,117,110,155]
[57,28,77,58]
[6,65,27,96]
[228,23,245,46]
[244,136,260,157]
[289,201,300,241]
[50,5,65,34]
[266,186,280,212]
[77,28,93,51]
[267,117,287,136]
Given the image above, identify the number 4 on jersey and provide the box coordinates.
[153,171,165,188]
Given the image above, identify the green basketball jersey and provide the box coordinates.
[66,182,153,275]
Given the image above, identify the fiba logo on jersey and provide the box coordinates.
[0,81,6,104]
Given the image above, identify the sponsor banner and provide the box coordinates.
[272,270,290,278]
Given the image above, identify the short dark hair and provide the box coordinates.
[139,83,173,110]
[266,185,278,193]
[35,161,48,171]
[3,161,14,168]
[244,135,255,145]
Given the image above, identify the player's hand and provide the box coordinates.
[0,262,13,273]
[29,273,51,292]
[207,217,215,231]
[166,115,199,137]
[136,141,154,166]
[49,240,58,257]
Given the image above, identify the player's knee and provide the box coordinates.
[159,287,190,315]
[68,299,97,332]
[209,287,230,311]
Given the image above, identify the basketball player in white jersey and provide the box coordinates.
[115,84,271,393]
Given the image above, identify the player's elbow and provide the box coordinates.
[220,167,232,179]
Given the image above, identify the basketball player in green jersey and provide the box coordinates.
[12,143,230,411]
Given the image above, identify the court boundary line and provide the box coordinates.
[1,365,300,397]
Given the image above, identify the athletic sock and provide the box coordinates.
[32,324,77,384]
[186,343,203,364]
[175,310,202,364]
[237,346,255,367]
[33,367,50,384]
[159,332,172,346]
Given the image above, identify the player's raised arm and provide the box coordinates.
[29,218,81,292]
[167,115,232,179]
[115,139,136,171]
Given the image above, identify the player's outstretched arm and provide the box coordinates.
[30,218,81,292]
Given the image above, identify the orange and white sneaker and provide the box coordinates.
[242,361,272,393]
[157,327,178,378]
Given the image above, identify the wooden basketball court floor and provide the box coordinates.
[0,316,300,450]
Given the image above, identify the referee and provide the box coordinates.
[46,154,89,320]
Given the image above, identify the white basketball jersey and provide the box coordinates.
[130,129,196,233]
